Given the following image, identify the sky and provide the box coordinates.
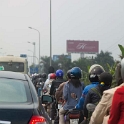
[0,0,124,65]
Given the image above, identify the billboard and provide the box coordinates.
[53,55,71,62]
[66,40,99,53]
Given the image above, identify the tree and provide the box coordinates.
[94,50,115,71]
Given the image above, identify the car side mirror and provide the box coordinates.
[41,95,53,104]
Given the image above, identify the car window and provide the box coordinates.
[0,62,24,72]
[0,78,32,103]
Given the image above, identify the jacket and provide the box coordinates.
[89,83,124,124]
[43,79,54,94]
[50,78,65,95]
[55,81,67,102]
[108,86,124,124]
[76,82,99,110]
[63,81,83,110]
[83,86,102,118]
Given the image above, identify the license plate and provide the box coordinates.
[0,121,11,124]
[70,119,79,124]
[58,104,62,109]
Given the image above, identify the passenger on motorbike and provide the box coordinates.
[89,62,123,124]
[75,64,105,110]
[83,72,112,122]
[59,67,83,124]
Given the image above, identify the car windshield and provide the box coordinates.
[0,78,32,103]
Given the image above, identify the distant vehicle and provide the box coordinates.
[0,55,28,74]
[0,71,52,124]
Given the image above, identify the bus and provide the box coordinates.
[0,55,28,74]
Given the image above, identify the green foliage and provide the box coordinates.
[118,44,124,59]
[31,51,117,87]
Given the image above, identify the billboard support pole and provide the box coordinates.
[80,53,84,58]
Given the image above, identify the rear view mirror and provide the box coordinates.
[41,95,53,104]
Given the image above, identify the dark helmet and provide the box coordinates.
[99,72,112,89]
[66,70,71,79]
[89,64,105,82]
[38,73,42,78]
[42,73,47,78]
[56,69,64,78]
[70,67,82,79]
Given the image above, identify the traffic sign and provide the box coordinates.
[30,67,38,74]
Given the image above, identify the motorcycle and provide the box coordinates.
[65,108,80,124]
[80,103,96,124]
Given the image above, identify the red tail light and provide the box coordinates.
[29,115,46,124]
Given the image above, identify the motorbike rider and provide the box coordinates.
[43,73,56,94]
[53,70,71,124]
[55,70,71,102]
[89,62,123,124]
[37,73,44,96]
[83,72,112,122]
[41,73,47,83]
[43,73,51,93]
[50,69,65,96]
[49,69,65,122]
[59,67,83,124]
[76,64,105,110]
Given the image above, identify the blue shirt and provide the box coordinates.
[63,82,83,110]
[76,82,99,110]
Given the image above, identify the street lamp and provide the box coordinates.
[50,0,52,66]
[29,27,40,72]
[28,41,36,64]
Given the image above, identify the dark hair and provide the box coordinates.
[70,78,81,88]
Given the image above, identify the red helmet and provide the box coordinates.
[50,73,56,79]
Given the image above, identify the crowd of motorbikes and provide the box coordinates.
[30,73,95,124]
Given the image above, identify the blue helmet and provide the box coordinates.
[56,69,64,77]
[70,67,82,79]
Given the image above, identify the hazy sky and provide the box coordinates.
[0,0,124,65]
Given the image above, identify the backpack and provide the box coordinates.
[87,87,102,123]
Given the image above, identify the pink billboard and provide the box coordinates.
[66,40,99,53]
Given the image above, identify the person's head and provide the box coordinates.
[115,62,123,86]
[50,73,56,80]
[66,70,71,80]
[55,69,64,79]
[41,73,46,79]
[70,67,82,87]
[38,73,42,78]
[89,64,105,82]
[99,72,112,92]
